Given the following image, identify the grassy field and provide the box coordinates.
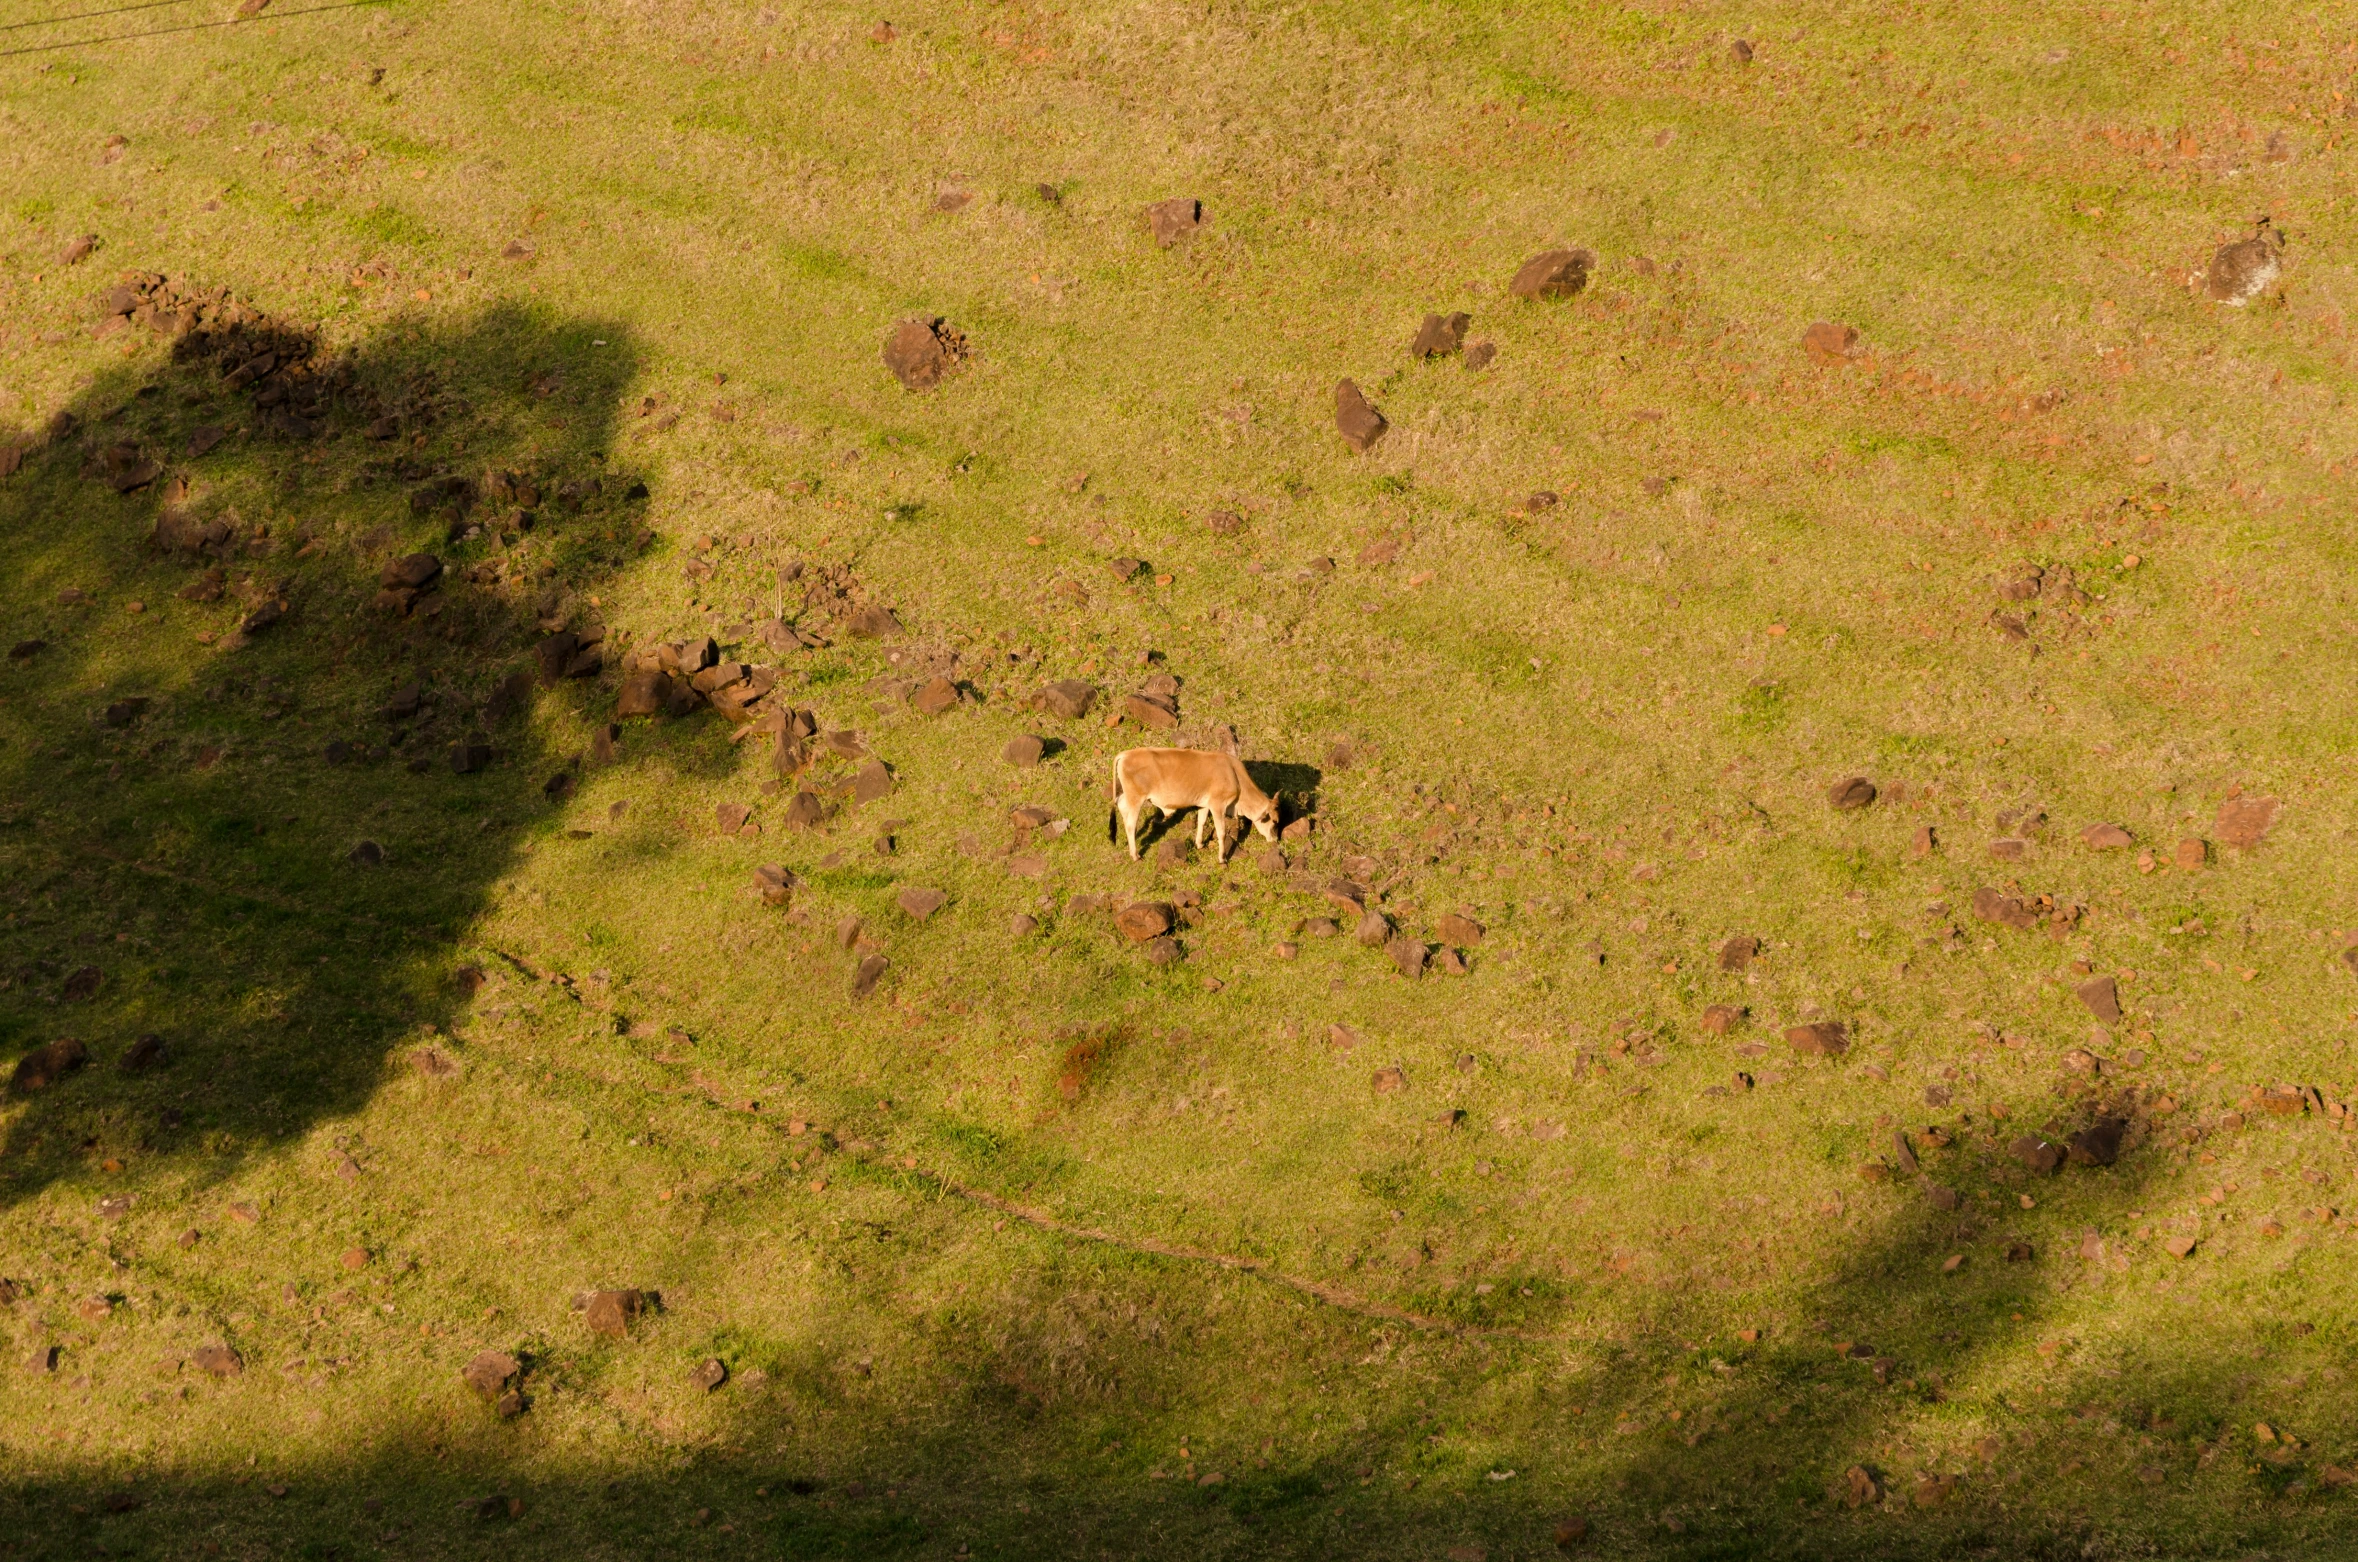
[5,0,2358,1556]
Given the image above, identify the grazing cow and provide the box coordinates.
[1110,747,1280,862]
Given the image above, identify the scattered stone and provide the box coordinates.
[1035,679,1097,719]
[8,640,44,662]
[2204,222,2284,306]
[1144,197,1203,247]
[97,1193,132,1220]
[1893,1130,1919,1175]
[1826,776,1876,811]
[1433,947,1468,976]
[1911,824,1938,858]
[1730,38,1754,62]
[2216,795,2278,850]
[1841,1465,1881,1508]
[1335,380,1388,452]
[716,802,752,836]
[1717,935,1757,972]
[849,759,894,804]
[852,953,889,998]
[2067,1118,2125,1166]
[193,1342,243,1377]
[1327,1024,1361,1051]
[2164,1233,2198,1259]
[11,1037,89,1093]
[1509,248,1592,300]
[1116,902,1174,942]
[1354,909,1392,948]
[1124,691,1179,729]
[2073,975,2121,1024]
[1969,887,2041,931]
[1372,1065,1407,1095]
[61,965,102,1002]
[1010,913,1039,937]
[1463,341,1496,369]
[881,318,966,390]
[1435,913,1485,946]
[2175,837,2207,871]
[1988,838,2027,861]
[1144,936,1183,965]
[1387,937,1428,979]
[584,1289,643,1338]
[782,791,824,828]
[896,886,946,920]
[753,863,795,907]
[1410,312,1471,358]
[448,735,493,774]
[60,233,97,266]
[1926,1185,1960,1211]
[1802,321,1864,365]
[1003,734,1046,767]
[910,676,959,715]
[1301,917,1338,938]
[1701,1004,1742,1035]
[2061,1047,2103,1075]
[2009,1135,2065,1175]
[690,1357,729,1393]
[119,1034,167,1073]
[1205,509,1245,535]
[1784,1022,1848,1057]
[2080,823,2133,851]
[462,1350,519,1401]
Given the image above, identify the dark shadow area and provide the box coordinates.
[0,283,651,1200]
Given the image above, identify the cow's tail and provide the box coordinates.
[1107,754,1123,845]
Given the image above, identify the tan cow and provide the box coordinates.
[1111,747,1280,862]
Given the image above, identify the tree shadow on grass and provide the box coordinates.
[0,286,656,1206]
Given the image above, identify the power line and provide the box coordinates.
[0,0,387,57]
[1,1,202,35]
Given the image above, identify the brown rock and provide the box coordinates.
[1002,734,1046,767]
[1701,1004,1743,1035]
[2073,976,2121,1024]
[1335,380,1388,453]
[119,1033,167,1073]
[1324,879,1369,916]
[782,791,824,829]
[1387,937,1428,979]
[60,233,97,266]
[1463,341,1496,369]
[909,676,959,715]
[715,802,752,836]
[1327,1024,1361,1051]
[2204,225,2284,305]
[193,1342,243,1377]
[462,1350,519,1401]
[449,736,493,775]
[1354,909,1392,948]
[1144,197,1203,247]
[616,668,669,718]
[2216,795,2278,849]
[1010,913,1040,937]
[1143,935,1183,965]
[1116,902,1175,942]
[1784,1022,1848,1056]
[1433,946,1469,976]
[843,602,902,639]
[690,1357,728,1393]
[1926,1184,1960,1211]
[1124,691,1179,729]
[852,760,894,803]
[881,317,965,390]
[2164,1233,2198,1259]
[1911,824,1938,858]
[1035,679,1097,719]
[1988,838,2028,861]
[1410,312,1471,358]
[1802,321,1864,365]
[2067,1117,2125,1167]
[1970,887,2039,931]
[1435,913,1484,946]
[584,1289,643,1338]
[753,863,795,907]
[1372,1065,1407,1095]
[896,887,946,920]
[11,1037,89,1093]
[59,964,102,1002]
[382,553,443,590]
[851,953,888,998]
[1717,935,1757,972]
[1841,1465,1881,1508]
[2175,837,2207,871]
[1893,1130,1919,1175]
[2080,823,2133,851]
[2009,1135,2064,1175]
[1509,248,1593,300]
[1826,776,1876,811]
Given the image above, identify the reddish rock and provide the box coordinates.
[1410,312,1470,358]
[1509,248,1592,300]
[1144,198,1204,247]
[1911,824,1938,858]
[1435,913,1484,947]
[2216,795,2278,849]
[1826,776,1876,810]
[584,1289,643,1338]
[2067,1117,2125,1167]
[851,954,888,998]
[782,791,824,828]
[852,760,894,803]
[1372,1065,1407,1095]
[910,676,959,715]
[1701,1004,1743,1035]
[1717,935,1757,972]
[193,1342,243,1377]
[1784,1022,1848,1056]
[844,603,902,639]
[896,886,946,921]
[753,863,794,907]
[11,1037,88,1093]
[2175,837,2207,871]
[2074,975,2121,1024]
[1144,936,1183,965]
[882,317,964,390]
[1116,902,1175,942]
[1003,734,1046,767]
[2009,1135,2064,1174]
[463,1351,519,1401]
[1335,380,1388,453]
[616,668,669,718]
[2080,822,2133,851]
[1387,937,1428,979]
[1802,321,1864,365]
[1034,679,1097,719]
